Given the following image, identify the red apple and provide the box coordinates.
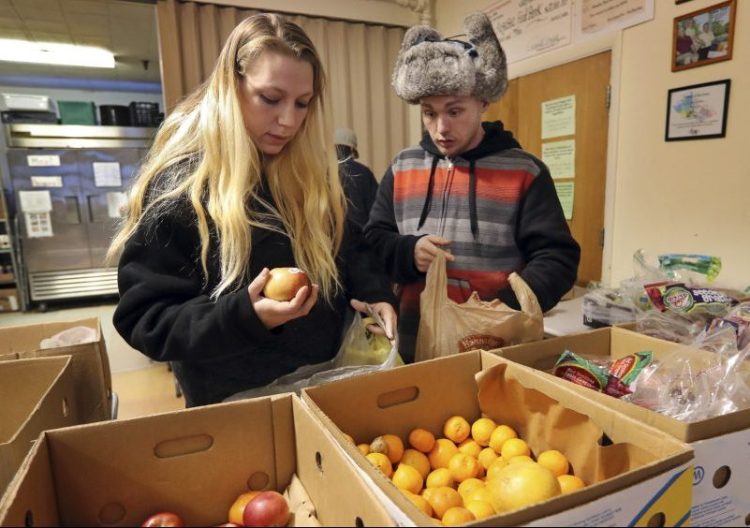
[242,491,290,527]
[263,267,311,302]
[142,512,184,527]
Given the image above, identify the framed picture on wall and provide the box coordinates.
[665,79,730,141]
[672,0,736,72]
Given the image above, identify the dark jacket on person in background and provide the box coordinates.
[339,158,379,229]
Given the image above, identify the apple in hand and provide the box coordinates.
[141,512,184,527]
[243,490,290,527]
[263,267,311,302]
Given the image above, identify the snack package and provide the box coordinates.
[657,254,722,283]
[553,350,652,398]
[644,281,738,317]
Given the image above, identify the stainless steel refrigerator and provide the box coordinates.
[4,124,154,309]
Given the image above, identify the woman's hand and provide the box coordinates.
[350,299,397,341]
[414,235,456,272]
[248,268,319,329]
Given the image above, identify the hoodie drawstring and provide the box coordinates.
[417,155,440,232]
[469,159,478,240]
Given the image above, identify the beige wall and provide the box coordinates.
[191,0,420,26]
[434,1,749,290]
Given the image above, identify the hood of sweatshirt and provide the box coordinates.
[416,121,522,238]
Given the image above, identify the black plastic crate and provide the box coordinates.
[128,101,161,127]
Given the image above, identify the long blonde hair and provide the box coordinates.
[108,14,345,302]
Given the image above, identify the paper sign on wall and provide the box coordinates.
[24,212,53,238]
[554,181,575,220]
[106,192,128,219]
[542,95,576,139]
[27,154,60,167]
[18,190,52,213]
[93,162,122,187]
[30,176,63,188]
[542,140,576,179]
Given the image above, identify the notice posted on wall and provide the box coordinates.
[93,162,122,187]
[542,139,576,179]
[25,212,53,238]
[30,175,63,188]
[554,181,575,220]
[27,154,60,167]
[542,95,576,139]
[18,190,54,238]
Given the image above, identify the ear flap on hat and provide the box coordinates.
[464,12,508,102]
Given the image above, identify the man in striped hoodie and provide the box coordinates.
[365,12,581,362]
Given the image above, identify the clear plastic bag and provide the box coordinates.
[40,326,97,348]
[224,310,401,401]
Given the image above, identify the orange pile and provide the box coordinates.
[350,416,586,525]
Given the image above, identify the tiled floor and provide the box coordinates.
[1,302,184,419]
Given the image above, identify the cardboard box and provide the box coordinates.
[303,351,694,526]
[496,327,750,526]
[0,317,111,422]
[0,289,18,312]
[0,393,394,527]
[0,356,77,498]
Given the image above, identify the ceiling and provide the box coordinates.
[0,0,161,84]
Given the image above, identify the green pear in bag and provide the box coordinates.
[415,252,543,362]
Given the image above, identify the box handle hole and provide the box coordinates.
[647,512,666,527]
[247,471,270,490]
[24,510,33,527]
[377,386,419,409]
[61,397,69,418]
[744,513,749,526]
[98,502,126,525]
[315,451,323,472]
[154,434,213,458]
[355,516,365,527]
[597,433,613,446]
[713,465,731,489]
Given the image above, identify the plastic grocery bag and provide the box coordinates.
[415,252,543,362]
[225,310,401,401]
[40,326,97,348]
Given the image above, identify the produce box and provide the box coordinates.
[0,356,77,499]
[303,351,694,526]
[0,289,18,312]
[0,317,111,422]
[495,326,750,526]
[0,393,393,527]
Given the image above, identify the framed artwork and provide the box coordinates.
[672,0,736,72]
[665,79,730,141]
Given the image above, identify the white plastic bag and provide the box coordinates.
[40,326,97,349]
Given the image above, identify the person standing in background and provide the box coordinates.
[335,127,379,228]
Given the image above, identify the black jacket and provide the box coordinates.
[114,181,396,406]
[339,158,379,229]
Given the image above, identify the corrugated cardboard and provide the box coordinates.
[302,351,694,526]
[0,394,394,527]
[0,317,111,422]
[495,326,750,526]
[0,356,77,498]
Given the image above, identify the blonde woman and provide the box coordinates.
[109,14,397,407]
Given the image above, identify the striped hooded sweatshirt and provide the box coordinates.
[365,121,580,363]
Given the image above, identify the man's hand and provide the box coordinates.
[414,235,456,272]
[350,299,397,341]
[248,268,319,329]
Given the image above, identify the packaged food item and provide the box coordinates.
[657,254,722,283]
[644,281,738,317]
[553,350,652,398]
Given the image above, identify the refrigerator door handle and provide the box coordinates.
[87,194,97,223]
[64,196,81,224]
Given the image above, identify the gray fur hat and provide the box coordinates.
[392,12,507,104]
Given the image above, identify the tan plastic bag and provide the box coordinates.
[415,252,544,362]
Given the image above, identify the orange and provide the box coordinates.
[401,449,431,479]
[471,417,497,447]
[408,428,436,453]
[428,438,459,470]
[486,463,561,513]
[488,425,518,454]
[403,491,433,517]
[392,463,424,494]
[478,447,499,470]
[537,450,569,477]
[372,434,404,464]
[465,499,495,520]
[448,453,481,483]
[442,506,475,526]
[558,474,586,494]
[464,487,493,505]
[457,439,482,458]
[357,443,370,456]
[500,438,531,461]
[508,455,535,465]
[228,491,260,525]
[485,456,509,481]
[457,478,484,502]
[366,452,393,478]
[443,416,471,444]
[423,486,462,520]
[425,468,454,489]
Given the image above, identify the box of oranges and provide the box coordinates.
[0,393,393,527]
[303,351,693,526]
